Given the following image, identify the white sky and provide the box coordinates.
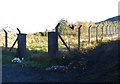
[0,0,119,33]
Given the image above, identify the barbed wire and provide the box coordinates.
[0,25,17,33]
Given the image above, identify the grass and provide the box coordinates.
[2,39,119,82]
[21,56,63,67]
[2,48,15,64]
[1,36,117,68]
[0,48,2,65]
[2,47,63,67]
[0,26,118,68]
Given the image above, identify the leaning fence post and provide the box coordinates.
[55,22,60,48]
[9,28,21,52]
[3,29,8,48]
[78,25,82,50]
[88,25,92,44]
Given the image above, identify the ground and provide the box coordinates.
[2,64,76,82]
[2,40,119,83]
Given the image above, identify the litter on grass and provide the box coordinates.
[11,57,23,63]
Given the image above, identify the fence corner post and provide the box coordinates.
[48,32,58,56]
[17,33,26,60]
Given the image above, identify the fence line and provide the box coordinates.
[57,22,119,51]
[0,22,119,56]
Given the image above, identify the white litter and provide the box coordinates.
[11,57,23,63]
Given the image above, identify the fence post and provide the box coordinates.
[3,29,8,48]
[111,25,114,36]
[106,25,108,37]
[48,32,58,56]
[101,25,104,41]
[48,23,60,56]
[113,24,116,35]
[17,34,26,60]
[88,25,92,44]
[96,25,99,43]
[116,26,118,34]
[55,23,60,48]
[115,25,118,34]
[78,25,82,50]
[114,25,117,34]
[109,25,113,39]
[108,25,111,37]
[113,25,115,35]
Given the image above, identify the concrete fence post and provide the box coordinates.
[48,32,58,56]
[17,34,26,59]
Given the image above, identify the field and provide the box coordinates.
[0,21,119,51]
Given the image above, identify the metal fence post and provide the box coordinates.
[3,29,8,48]
[96,25,99,43]
[106,25,108,37]
[108,25,111,37]
[101,25,104,41]
[115,25,116,35]
[78,25,82,50]
[88,25,92,44]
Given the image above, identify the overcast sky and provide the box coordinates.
[0,0,119,33]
